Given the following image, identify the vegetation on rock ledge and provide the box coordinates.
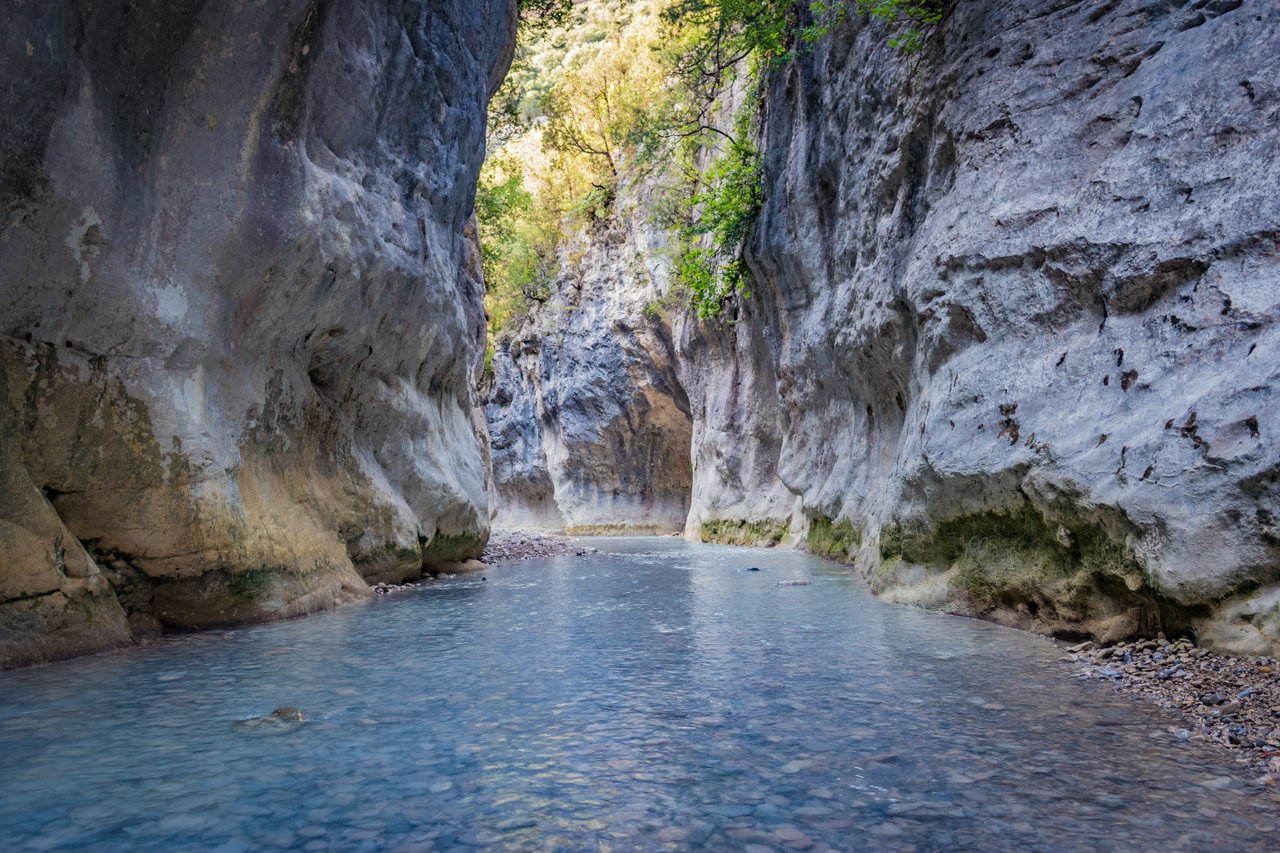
[700,517,790,546]
[477,0,949,336]
[876,504,1200,640]
[806,516,861,561]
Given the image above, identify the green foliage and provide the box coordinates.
[475,155,560,333]
[477,0,950,335]
[878,518,931,562]
[851,0,947,52]
[662,97,762,320]
[807,516,862,561]
[698,137,762,256]
[659,0,943,100]
[700,517,789,546]
[655,0,947,321]
[517,0,575,32]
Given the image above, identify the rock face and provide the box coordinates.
[733,0,1279,651]
[488,0,1280,654]
[676,305,798,546]
[486,200,693,534]
[0,0,516,667]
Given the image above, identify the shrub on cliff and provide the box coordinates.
[478,0,950,331]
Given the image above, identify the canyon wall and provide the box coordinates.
[489,0,1280,654]
[0,0,516,667]
[486,195,693,534]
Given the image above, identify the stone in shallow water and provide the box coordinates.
[232,707,306,732]
[705,804,755,818]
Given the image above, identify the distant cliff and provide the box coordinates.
[0,0,516,667]
[486,197,693,534]
[487,0,1280,654]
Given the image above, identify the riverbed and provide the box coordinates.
[1,538,1276,851]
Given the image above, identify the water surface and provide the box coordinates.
[1,538,1276,851]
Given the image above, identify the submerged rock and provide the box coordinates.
[234,707,306,733]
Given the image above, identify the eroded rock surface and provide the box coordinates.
[711,0,1280,651]
[0,0,516,667]
[486,202,693,534]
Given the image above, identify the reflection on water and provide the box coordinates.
[1,538,1276,851]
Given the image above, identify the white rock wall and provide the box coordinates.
[0,0,517,666]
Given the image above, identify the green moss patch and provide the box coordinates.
[700,518,789,547]
[227,566,289,601]
[421,530,487,565]
[806,516,861,562]
[877,502,1200,640]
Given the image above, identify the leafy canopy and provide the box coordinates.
[477,0,949,334]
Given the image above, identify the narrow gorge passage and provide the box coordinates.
[1,0,1279,850]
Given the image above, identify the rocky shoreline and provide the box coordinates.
[368,530,584,596]
[1061,636,1280,785]
[481,530,586,563]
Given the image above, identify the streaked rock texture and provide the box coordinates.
[723,0,1280,651]
[676,308,798,545]
[0,0,515,667]
[486,203,693,534]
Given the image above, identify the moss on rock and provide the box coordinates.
[699,518,789,547]
[421,530,487,566]
[806,516,861,562]
[227,566,290,601]
[876,503,1202,642]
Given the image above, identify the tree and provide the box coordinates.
[540,14,669,219]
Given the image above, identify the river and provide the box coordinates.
[0,538,1275,850]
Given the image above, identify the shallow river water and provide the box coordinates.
[1,538,1277,851]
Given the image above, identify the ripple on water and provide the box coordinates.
[1,537,1278,851]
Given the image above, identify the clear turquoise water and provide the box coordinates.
[0,538,1275,852]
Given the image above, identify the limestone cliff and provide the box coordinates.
[0,0,516,667]
[486,195,693,534]
[732,0,1280,652]
[486,0,1280,654]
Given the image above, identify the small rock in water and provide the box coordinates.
[233,706,306,732]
